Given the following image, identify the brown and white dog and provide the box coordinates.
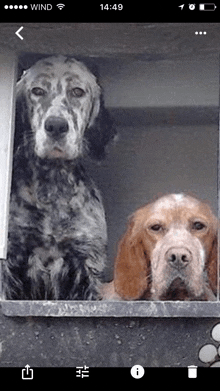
[102,194,218,301]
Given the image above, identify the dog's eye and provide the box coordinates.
[70,87,85,98]
[31,87,47,96]
[192,221,206,230]
[150,224,163,232]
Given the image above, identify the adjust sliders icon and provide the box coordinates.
[22,364,34,380]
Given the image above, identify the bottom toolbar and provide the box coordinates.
[0,366,219,384]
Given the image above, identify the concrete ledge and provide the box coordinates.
[1,300,220,317]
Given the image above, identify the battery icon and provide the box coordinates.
[199,3,217,10]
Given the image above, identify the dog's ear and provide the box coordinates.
[10,75,34,187]
[85,95,116,160]
[87,83,101,129]
[114,216,150,300]
[206,234,218,296]
[14,76,30,154]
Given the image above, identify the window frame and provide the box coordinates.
[0,53,219,317]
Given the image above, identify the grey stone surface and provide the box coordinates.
[0,305,218,367]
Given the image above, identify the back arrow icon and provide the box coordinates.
[15,26,24,40]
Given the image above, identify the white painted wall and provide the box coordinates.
[0,53,16,258]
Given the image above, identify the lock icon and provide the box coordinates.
[22,364,34,380]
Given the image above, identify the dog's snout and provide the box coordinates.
[45,116,69,139]
[166,247,192,270]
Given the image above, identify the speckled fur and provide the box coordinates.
[3,56,115,300]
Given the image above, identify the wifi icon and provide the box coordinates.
[56,3,65,10]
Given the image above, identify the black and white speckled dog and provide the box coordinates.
[3,55,115,300]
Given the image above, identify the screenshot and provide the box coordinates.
[0,0,219,383]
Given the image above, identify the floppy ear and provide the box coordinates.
[84,95,116,161]
[13,76,31,155]
[87,84,101,128]
[206,235,218,296]
[114,219,150,300]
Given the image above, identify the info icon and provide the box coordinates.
[130,365,145,379]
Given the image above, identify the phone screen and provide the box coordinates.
[0,0,219,379]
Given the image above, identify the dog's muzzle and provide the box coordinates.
[165,247,192,271]
[45,116,69,140]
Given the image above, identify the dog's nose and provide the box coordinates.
[166,247,192,270]
[45,116,69,140]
